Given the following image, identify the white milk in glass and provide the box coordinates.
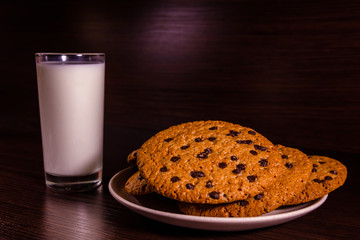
[37,62,104,177]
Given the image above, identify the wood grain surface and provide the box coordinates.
[1,0,359,239]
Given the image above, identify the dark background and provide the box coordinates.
[2,1,360,161]
[1,1,359,239]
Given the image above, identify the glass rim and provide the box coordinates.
[35,53,105,57]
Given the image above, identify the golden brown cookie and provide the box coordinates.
[177,145,312,217]
[275,145,313,205]
[137,120,285,204]
[125,171,154,196]
[177,185,281,217]
[127,149,138,165]
[286,155,347,205]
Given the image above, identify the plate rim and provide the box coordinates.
[109,166,328,227]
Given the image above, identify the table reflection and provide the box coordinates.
[43,187,104,239]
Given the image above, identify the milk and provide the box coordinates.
[37,62,104,177]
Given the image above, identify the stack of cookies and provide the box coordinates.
[124,120,347,217]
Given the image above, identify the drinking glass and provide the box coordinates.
[35,53,105,191]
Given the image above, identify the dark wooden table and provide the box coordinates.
[1,0,360,239]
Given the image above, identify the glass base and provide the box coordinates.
[45,170,102,192]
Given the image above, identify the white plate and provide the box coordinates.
[109,166,327,231]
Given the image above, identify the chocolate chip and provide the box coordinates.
[330,170,338,175]
[232,168,242,174]
[227,130,239,137]
[197,152,208,159]
[312,168,317,172]
[236,164,246,170]
[209,191,220,199]
[204,148,213,154]
[232,130,240,136]
[254,145,267,151]
[171,176,180,183]
[218,162,228,169]
[230,156,238,161]
[190,171,205,178]
[282,155,288,159]
[254,193,264,200]
[325,176,333,180]
[238,200,249,206]
[247,175,257,182]
[285,162,293,169]
[248,130,256,135]
[180,145,190,150]
[208,137,216,141]
[170,156,180,162]
[195,138,203,142]
[160,166,168,172]
[313,178,322,183]
[186,183,195,190]
[259,159,268,167]
[209,126,218,130]
[164,138,173,142]
[138,174,144,181]
[205,181,213,188]
[313,164,318,168]
[250,150,258,156]
[319,161,326,164]
[237,140,253,145]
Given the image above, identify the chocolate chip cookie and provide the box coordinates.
[136,120,285,204]
[286,155,347,205]
[177,145,312,217]
[275,145,313,205]
[125,171,154,196]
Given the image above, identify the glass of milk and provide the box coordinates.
[35,53,105,191]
